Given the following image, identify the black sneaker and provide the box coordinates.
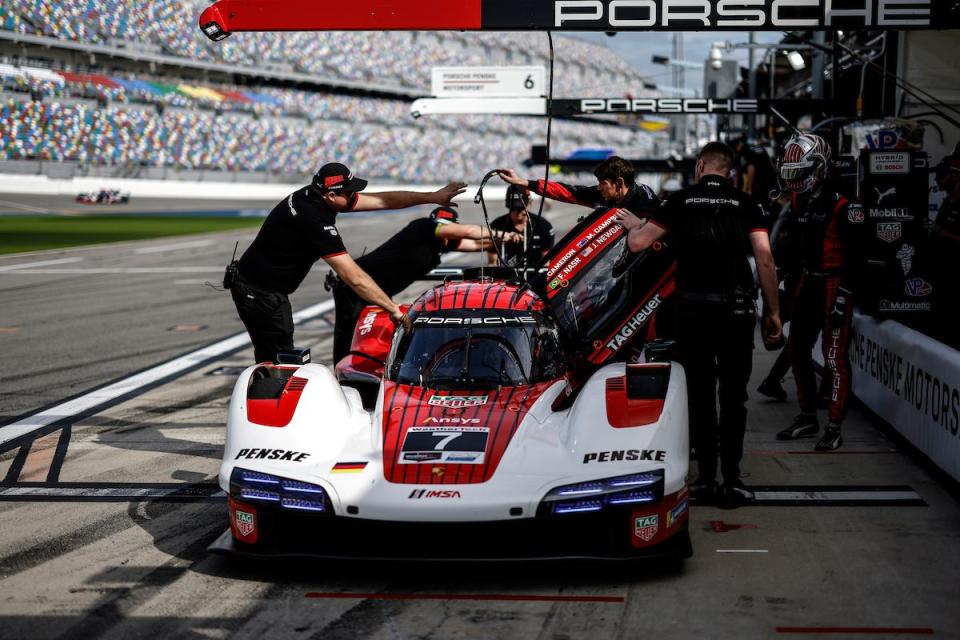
[757,377,788,402]
[719,482,755,509]
[815,423,843,451]
[776,413,819,440]
[689,481,718,505]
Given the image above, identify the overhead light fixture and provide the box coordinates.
[709,43,724,70]
[786,50,806,71]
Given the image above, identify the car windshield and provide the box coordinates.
[389,322,565,389]
[551,234,630,338]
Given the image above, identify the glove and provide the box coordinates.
[829,288,852,328]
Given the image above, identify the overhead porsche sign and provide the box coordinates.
[553,98,761,115]
[199,0,959,39]
[546,0,937,29]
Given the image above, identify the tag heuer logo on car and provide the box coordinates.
[235,510,255,538]
[428,395,488,408]
[634,514,659,542]
[876,222,902,243]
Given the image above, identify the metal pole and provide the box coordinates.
[812,31,826,99]
[748,32,757,138]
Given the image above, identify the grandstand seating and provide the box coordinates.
[0,0,657,182]
[2,0,649,95]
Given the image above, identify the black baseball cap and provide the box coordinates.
[505,184,529,211]
[429,206,459,224]
[311,162,368,193]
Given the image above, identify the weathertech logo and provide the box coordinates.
[553,1,932,29]
[408,489,461,499]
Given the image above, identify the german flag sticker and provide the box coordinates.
[331,461,368,474]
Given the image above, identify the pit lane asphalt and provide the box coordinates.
[0,197,958,639]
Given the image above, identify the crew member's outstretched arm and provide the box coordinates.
[325,253,410,329]
[353,182,467,211]
[497,168,599,208]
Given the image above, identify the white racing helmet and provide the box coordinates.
[778,133,832,194]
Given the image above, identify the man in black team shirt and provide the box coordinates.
[488,185,555,267]
[330,206,522,363]
[617,142,781,508]
[496,156,659,219]
[232,162,466,363]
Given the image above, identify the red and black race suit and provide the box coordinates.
[788,191,863,424]
[528,179,660,218]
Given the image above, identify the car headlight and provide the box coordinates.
[539,470,664,516]
[230,467,331,514]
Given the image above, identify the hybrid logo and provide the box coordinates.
[553,1,932,29]
[577,98,758,114]
[408,489,461,499]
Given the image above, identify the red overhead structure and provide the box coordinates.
[199,0,959,40]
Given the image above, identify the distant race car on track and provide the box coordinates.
[214,205,690,560]
[75,189,130,205]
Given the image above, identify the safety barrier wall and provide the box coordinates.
[847,312,960,482]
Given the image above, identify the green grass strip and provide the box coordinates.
[0,216,264,255]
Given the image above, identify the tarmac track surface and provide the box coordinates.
[0,198,958,639]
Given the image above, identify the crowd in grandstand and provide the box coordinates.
[0,0,658,182]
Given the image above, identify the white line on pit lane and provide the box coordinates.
[0,298,336,447]
[0,198,53,213]
[753,490,921,502]
[716,549,769,553]
[0,257,83,272]
[133,239,215,254]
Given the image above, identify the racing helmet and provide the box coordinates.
[505,184,529,211]
[429,206,459,225]
[778,133,832,194]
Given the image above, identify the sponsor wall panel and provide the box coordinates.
[848,313,960,482]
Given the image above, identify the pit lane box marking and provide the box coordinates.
[399,426,489,465]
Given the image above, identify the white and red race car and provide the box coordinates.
[214,207,690,560]
[75,189,130,205]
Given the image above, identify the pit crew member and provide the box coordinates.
[330,206,522,363]
[487,185,555,267]
[231,162,464,363]
[496,156,659,219]
[616,142,781,508]
[774,134,862,451]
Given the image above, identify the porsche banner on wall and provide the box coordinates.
[199,0,960,40]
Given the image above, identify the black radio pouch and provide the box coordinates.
[223,261,239,290]
[223,241,240,290]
